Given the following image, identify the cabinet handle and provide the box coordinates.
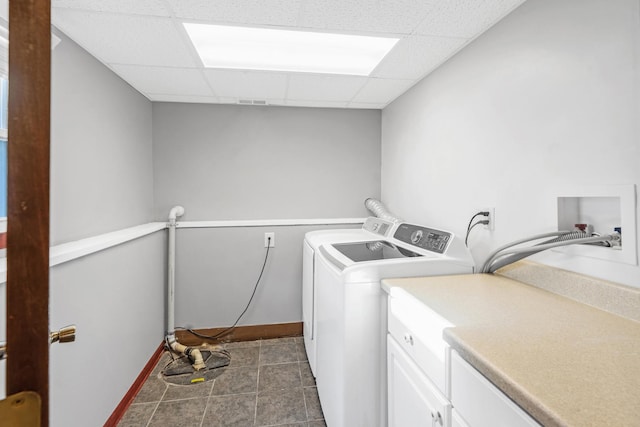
[403,333,414,346]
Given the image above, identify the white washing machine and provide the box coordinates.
[315,222,475,427]
[302,217,396,375]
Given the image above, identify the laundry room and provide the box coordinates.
[0,0,639,426]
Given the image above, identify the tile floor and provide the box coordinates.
[118,337,326,427]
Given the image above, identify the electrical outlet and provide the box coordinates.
[264,232,275,248]
[483,208,495,231]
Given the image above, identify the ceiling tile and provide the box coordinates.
[204,70,289,99]
[165,0,303,27]
[347,102,386,110]
[287,74,367,103]
[148,94,220,104]
[110,65,213,96]
[371,35,469,80]
[52,0,171,16]
[50,0,524,109]
[351,78,415,105]
[52,9,197,67]
[284,99,348,109]
[298,0,436,35]
[414,0,526,38]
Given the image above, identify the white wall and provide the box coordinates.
[153,103,380,327]
[382,0,640,287]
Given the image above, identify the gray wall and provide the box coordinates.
[174,224,358,329]
[153,103,381,328]
[50,233,165,427]
[153,103,381,221]
[51,31,154,245]
[381,0,640,287]
[1,31,164,427]
[50,33,162,427]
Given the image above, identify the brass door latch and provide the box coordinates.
[49,325,77,344]
[0,325,77,362]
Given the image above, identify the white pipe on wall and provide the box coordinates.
[165,206,206,371]
[167,205,184,336]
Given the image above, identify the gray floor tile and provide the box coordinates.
[223,340,261,349]
[258,363,302,392]
[152,351,173,375]
[212,366,258,395]
[303,387,324,420]
[147,397,208,427]
[300,362,315,387]
[227,346,259,368]
[201,393,257,427]
[255,388,307,426]
[261,337,296,346]
[133,374,167,404]
[117,402,157,427]
[122,338,322,426]
[259,342,299,365]
[162,380,214,401]
[296,341,309,362]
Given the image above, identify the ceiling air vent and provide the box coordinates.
[238,99,268,106]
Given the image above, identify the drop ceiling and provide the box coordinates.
[51,0,526,109]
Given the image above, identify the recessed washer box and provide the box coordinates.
[556,184,637,265]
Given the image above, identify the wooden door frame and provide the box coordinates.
[6,1,51,426]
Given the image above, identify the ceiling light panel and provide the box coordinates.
[166,0,303,27]
[414,0,527,38]
[184,23,399,76]
[52,9,197,67]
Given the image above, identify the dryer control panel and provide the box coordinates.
[394,223,452,254]
[363,217,394,237]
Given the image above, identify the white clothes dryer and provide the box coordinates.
[302,217,396,375]
[314,222,475,427]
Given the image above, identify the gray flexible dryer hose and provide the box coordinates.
[364,198,402,223]
[364,198,402,251]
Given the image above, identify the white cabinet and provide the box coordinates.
[450,351,541,427]
[386,291,543,427]
[450,410,470,427]
[387,292,452,396]
[387,336,451,427]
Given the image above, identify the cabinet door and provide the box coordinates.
[450,351,541,427]
[451,410,470,427]
[388,336,451,427]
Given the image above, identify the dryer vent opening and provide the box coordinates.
[160,346,231,385]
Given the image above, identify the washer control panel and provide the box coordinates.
[363,217,394,237]
[394,223,452,254]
